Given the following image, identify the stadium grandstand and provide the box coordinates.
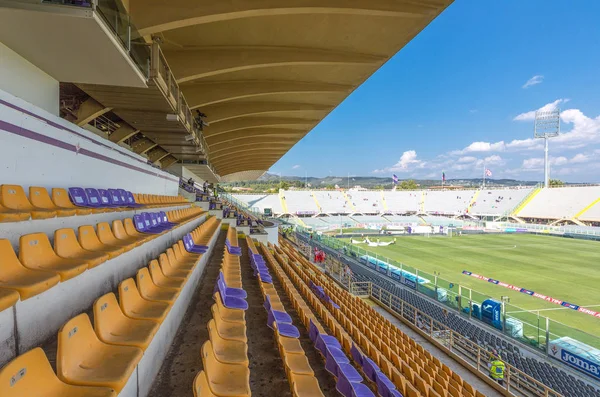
[0,1,598,397]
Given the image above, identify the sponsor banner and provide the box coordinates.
[550,343,600,380]
[463,270,600,320]
[401,277,417,289]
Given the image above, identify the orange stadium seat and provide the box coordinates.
[136,268,179,304]
[51,188,90,216]
[1,184,56,220]
[57,313,143,392]
[0,239,60,299]
[201,340,250,397]
[54,228,109,268]
[0,348,116,397]
[148,259,186,290]
[118,278,169,323]
[96,222,136,252]
[19,233,88,281]
[93,292,158,350]
[78,225,124,258]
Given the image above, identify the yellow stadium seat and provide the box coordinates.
[276,333,305,355]
[290,373,325,397]
[118,278,169,323]
[201,341,250,397]
[166,247,195,270]
[207,319,249,366]
[136,268,178,303]
[0,239,60,299]
[1,184,55,219]
[52,188,91,216]
[111,219,144,247]
[193,371,217,397]
[19,233,88,281]
[0,348,116,397]
[93,293,158,350]
[0,287,19,312]
[96,223,135,252]
[0,200,30,223]
[148,259,185,289]
[54,228,109,269]
[78,225,124,259]
[283,352,314,376]
[211,306,247,342]
[213,295,245,323]
[158,253,189,279]
[57,313,143,392]
[29,186,66,217]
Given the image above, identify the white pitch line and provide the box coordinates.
[507,304,600,314]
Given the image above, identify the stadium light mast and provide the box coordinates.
[534,108,560,188]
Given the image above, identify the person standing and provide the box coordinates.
[489,350,505,386]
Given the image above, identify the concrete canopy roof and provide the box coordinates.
[128,0,452,179]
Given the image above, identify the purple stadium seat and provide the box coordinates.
[183,234,207,253]
[324,345,350,375]
[125,191,143,208]
[108,189,125,207]
[83,188,104,208]
[98,189,117,207]
[216,280,248,310]
[217,273,247,299]
[375,372,397,397]
[158,211,177,227]
[68,187,92,207]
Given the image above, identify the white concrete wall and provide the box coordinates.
[0,88,179,194]
[0,42,59,116]
[0,213,209,366]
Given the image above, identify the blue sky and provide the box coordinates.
[270,1,600,183]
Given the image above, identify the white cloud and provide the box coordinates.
[452,141,506,155]
[570,153,589,164]
[513,98,569,121]
[458,156,477,163]
[522,75,544,89]
[373,150,424,173]
[292,164,301,169]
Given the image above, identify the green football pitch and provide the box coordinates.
[339,233,600,348]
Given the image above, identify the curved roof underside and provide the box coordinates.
[128,0,452,178]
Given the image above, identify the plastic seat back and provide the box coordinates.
[193,371,216,397]
[29,186,56,210]
[68,187,90,207]
[117,189,129,204]
[57,313,101,380]
[118,278,145,313]
[78,225,104,250]
[97,223,119,245]
[84,188,104,207]
[108,189,124,206]
[19,232,57,265]
[148,259,170,285]
[0,347,116,397]
[1,185,34,211]
[52,188,76,208]
[133,215,147,232]
[97,189,113,207]
[93,293,128,341]
[54,228,84,256]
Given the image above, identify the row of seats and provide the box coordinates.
[263,244,381,397]
[225,225,241,255]
[0,184,187,223]
[0,215,221,396]
[194,226,251,397]
[247,237,325,397]
[0,207,204,314]
[276,241,483,397]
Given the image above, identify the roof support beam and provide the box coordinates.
[210,146,293,160]
[164,46,384,83]
[132,138,158,154]
[160,155,179,168]
[183,80,351,109]
[70,97,112,127]
[204,117,318,138]
[132,0,439,36]
[205,128,306,145]
[109,124,140,143]
[201,101,332,124]
[148,149,170,162]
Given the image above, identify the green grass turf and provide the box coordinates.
[339,233,600,348]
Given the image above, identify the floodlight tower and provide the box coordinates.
[534,109,560,188]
